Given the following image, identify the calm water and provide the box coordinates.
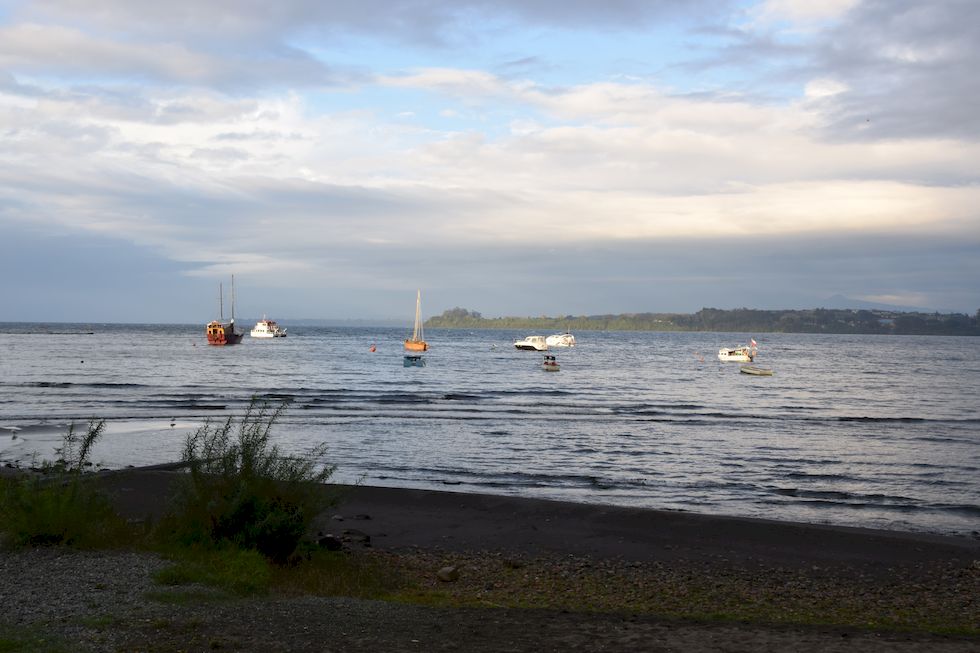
[1,323,978,536]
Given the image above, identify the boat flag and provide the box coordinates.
[750,338,758,348]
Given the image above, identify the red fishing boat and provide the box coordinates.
[206,277,244,346]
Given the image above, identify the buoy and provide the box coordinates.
[369,344,376,352]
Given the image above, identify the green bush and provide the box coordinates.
[161,401,335,563]
[0,420,132,548]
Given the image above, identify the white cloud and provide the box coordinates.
[804,78,848,98]
[752,0,859,25]
[0,23,225,82]
[4,67,979,274]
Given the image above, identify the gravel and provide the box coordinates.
[2,548,978,652]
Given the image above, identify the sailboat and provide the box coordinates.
[404,289,428,351]
[206,276,244,346]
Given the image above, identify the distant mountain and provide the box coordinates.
[818,295,933,313]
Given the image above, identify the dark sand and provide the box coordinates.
[99,468,979,570]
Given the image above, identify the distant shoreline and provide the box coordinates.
[3,306,979,337]
[425,306,980,336]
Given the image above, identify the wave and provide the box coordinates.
[835,416,927,423]
[372,464,615,490]
[769,487,918,504]
[17,382,152,389]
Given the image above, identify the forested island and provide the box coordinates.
[426,307,980,336]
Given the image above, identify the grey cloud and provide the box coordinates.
[26,0,731,43]
[4,185,977,320]
[189,147,250,163]
[237,231,980,317]
[676,1,980,144]
[8,1,732,91]
[810,0,980,142]
[0,69,47,97]
[1,75,265,127]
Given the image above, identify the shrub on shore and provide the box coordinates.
[158,400,336,563]
[0,420,133,548]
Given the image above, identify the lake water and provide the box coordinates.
[1,323,978,537]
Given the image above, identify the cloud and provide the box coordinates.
[0,22,340,89]
[2,0,978,318]
[724,0,980,143]
[809,1,980,142]
[751,0,859,25]
[22,0,729,41]
[4,64,978,266]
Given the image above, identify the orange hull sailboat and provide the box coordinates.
[404,289,428,351]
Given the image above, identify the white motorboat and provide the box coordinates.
[740,365,773,376]
[250,316,287,338]
[718,339,757,362]
[514,335,548,351]
[542,354,560,372]
[718,346,754,362]
[545,333,576,348]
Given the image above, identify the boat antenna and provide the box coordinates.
[219,282,224,321]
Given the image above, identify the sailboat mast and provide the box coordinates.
[219,283,224,321]
[231,274,236,323]
[414,289,423,340]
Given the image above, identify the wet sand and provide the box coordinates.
[97,468,979,570]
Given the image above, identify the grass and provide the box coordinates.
[376,551,980,636]
[0,420,141,549]
[270,549,406,599]
[147,543,406,605]
[152,545,271,596]
[145,543,979,637]
[0,624,74,653]
[158,400,337,563]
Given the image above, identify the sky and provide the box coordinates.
[1,0,978,323]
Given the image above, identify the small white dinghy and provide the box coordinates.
[740,365,773,376]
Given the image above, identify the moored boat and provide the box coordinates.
[404,290,429,351]
[718,339,758,362]
[718,346,754,362]
[740,365,773,376]
[545,332,576,347]
[514,335,548,351]
[542,354,560,371]
[206,277,243,346]
[250,316,287,338]
[404,354,426,367]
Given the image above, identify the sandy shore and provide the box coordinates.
[2,467,978,651]
[98,468,979,569]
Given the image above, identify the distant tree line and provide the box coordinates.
[426,307,980,336]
